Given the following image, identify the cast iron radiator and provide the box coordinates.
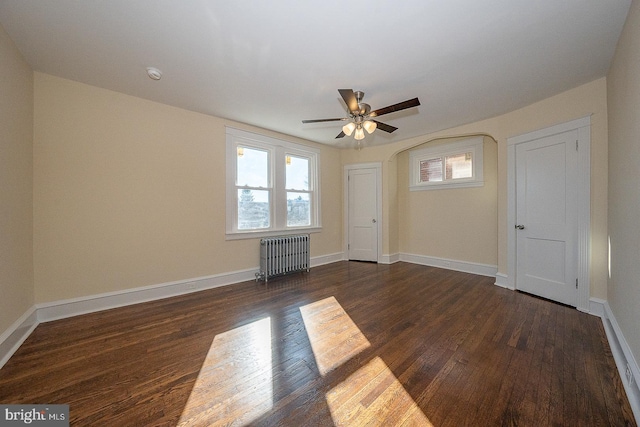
[256,234,310,282]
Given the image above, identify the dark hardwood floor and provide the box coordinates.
[0,262,636,426]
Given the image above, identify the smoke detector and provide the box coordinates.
[146,67,162,80]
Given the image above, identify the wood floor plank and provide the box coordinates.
[0,262,636,426]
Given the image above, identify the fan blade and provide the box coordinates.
[373,120,398,133]
[335,131,346,139]
[302,117,347,124]
[370,97,420,117]
[338,89,359,113]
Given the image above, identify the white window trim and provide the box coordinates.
[409,136,484,191]
[225,127,321,240]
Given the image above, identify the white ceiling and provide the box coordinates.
[0,1,631,148]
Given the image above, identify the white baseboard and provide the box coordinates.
[1,253,347,367]
[311,252,344,267]
[36,267,258,323]
[399,253,497,277]
[379,253,400,264]
[600,301,640,423]
[494,272,512,289]
[0,306,38,370]
[38,252,346,324]
[588,297,606,318]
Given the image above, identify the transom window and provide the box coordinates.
[226,127,320,238]
[409,137,484,190]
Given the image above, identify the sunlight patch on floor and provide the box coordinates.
[326,356,433,426]
[178,317,273,427]
[300,296,371,375]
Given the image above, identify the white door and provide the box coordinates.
[348,168,378,262]
[515,130,578,306]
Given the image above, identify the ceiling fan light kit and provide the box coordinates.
[342,122,356,136]
[303,89,420,147]
[363,120,377,134]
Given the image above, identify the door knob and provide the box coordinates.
[372,219,377,223]
[515,224,525,230]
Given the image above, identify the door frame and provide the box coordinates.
[344,162,382,262]
[507,116,591,312]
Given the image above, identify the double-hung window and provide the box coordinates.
[409,137,484,191]
[236,145,271,230]
[226,127,320,238]
[285,154,312,227]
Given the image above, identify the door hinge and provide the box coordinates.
[576,140,579,151]
[576,278,578,289]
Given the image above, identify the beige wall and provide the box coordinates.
[0,24,34,333]
[342,77,608,300]
[30,72,610,306]
[0,25,613,334]
[607,0,640,369]
[33,73,342,303]
[397,137,498,265]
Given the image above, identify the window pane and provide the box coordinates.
[238,189,270,230]
[286,155,309,190]
[445,153,473,180]
[419,158,443,182]
[237,147,268,187]
[287,192,310,227]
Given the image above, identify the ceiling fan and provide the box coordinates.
[302,89,420,141]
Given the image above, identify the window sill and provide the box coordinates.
[225,226,322,241]
[410,180,484,191]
